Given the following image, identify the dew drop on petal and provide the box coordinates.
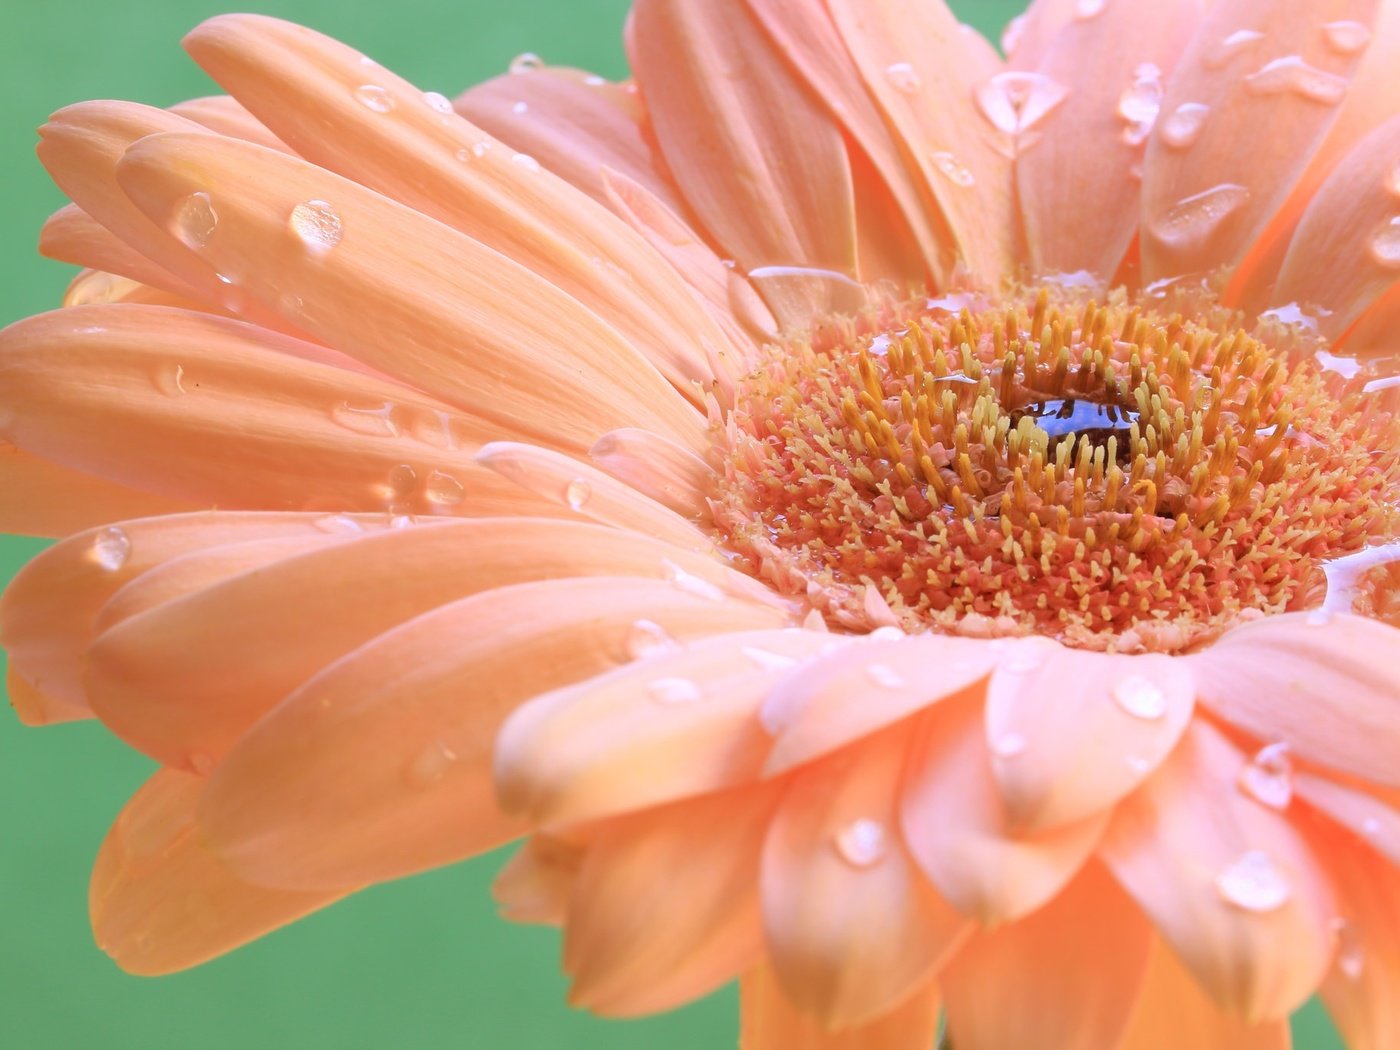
[171,191,217,249]
[511,152,541,172]
[1238,742,1294,810]
[289,200,343,253]
[1204,28,1264,70]
[354,84,396,112]
[626,618,676,660]
[1160,102,1210,149]
[314,514,365,535]
[509,52,543,74]
[1244,56,1349,105]
[91,525,131,571]
[388,463,418,496]
[866,662,905,688]
[1320,20,1372,55]
[1150,184,1251,250]
[994,732,1029,758]
[661,558,726,601]
[867,625,906,644]
[332,400,400,437]
[511,100,529,115]
[564,478,592,511]
[584,74,606,86]
[404,739,457,788]
[1215,850,1291,912]
[834,818,887,868]
[1334,919,1366,979]
[931,151,976,187]
[472,140,492,158]
[422,90,454,113]
[455,147,473,162]
[1368,216,1400,269]
[648,676,703,706]
[424,470,465,507]
[884,61,922,94]
[1001,14,1028,56]
[975,71,1069,136]
[1306,608,1333,626]
[389,513,416,529]
[742,646,799,673]
[155,363,186,396]
[1074,0,1106,19]
[1125,753,1153,773]
[1111,673,1168,719]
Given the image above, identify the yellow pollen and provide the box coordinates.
[712,286,1400,652]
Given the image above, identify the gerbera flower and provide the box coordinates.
[3,0,1399,1046]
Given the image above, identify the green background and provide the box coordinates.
[0,1,1345,1046]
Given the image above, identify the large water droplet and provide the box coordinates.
[866,663,905,688]
[405,739,458,788]
[92,525,131,571]
[1215,850,1291,912]
[1368,216,1400,269]
[289,200,343,253]
[1075,0,1106,18]
[884,62,922,94]
[424,470,465,507]
[1238,742,1293,810]
[422,90,454,113]
[1204,28,1264,70]
[565,478,592,511]
[648,676,703,705]
[1320,20,1372,55]
[834,818,887,868]
[1118,64,1163,146]
[509,52,544,74]
[931,151,976,187]
[974,71,1069,136]
[626,618,676,660]
[171,191,217,249]
[354,84,396,112]
[332,400,400,437]
[1334,918,1366,979]
[1112,673,1168,719]
[1160,102,1210,149]
[511,152,541,172]
[1150,184,1251,249]
[155,363,187,396]
[314,514,365,535]
[387,463,418,496]
[1245,56,1348,105]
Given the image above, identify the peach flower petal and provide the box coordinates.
[588,426,714,519]
[6,665,88,727]
[200,577,786,890]
[761,632,997,774]
[1270,114,1400,336]
[738,966,942,1050]
[114,132,707,456]
[761,727,970,1029]
[1185,612,1400,787]
[39,204,194,299]
[1019,0,1203,279]
[901,694,1109,924]
[1099,720,1336,1021]
[630,0,857,286]
[985,640,1196,829]
[1140,0,1378,283]
[167,95,291,151]
[564,785,777,1016]
[91,768,350,975]
[1004,0,1079,71]
[1338,279,1400,357]
[1116,940,1292,1049]
[826,0,1016,288]
[494,833,584,926]
[1295,772,1400,867]
[496,626,822,826]
[941,861,1154,1050]
[183,14,736,402]
[87,518,780,770]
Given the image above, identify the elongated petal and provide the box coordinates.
[39,204,190,296]
[588,426,713,518]
[985,640,1195,829]
[1099,720,1336,1021]
[630,0,857,278]
[496,626,820,826]
[739,966,942,1050]
[167,95,289,150]
[91,769,349,975]
[494,834,584,926]
[1019,0,1203,279]
[114,132,706,455]
[6,666,88,727]
[1116,940,1292,1049]
[201,577,786,890]
[826,0,1015,287]
[1140,0,1379,282]
[901,694,1108,924]
[762,727,970,1029]
[941,862,1153,1050]
[1186,612,1400,786]
[1004,0,1079,71]
[184,14,737,403]
[565,785,776,1016]
[762,632,997,774]
[1294,772,1400,867]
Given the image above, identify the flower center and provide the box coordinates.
[713,285,1400,652]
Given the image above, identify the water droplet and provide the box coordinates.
[1363,816,1383,837]
[974,71,1069,136]
[314,514,365,535]
[867,625,906,644]
[866,663,905,688]
[289,200,343,253]
[511,152,541,172]
[387,463,418,496]
[884,62,922,94]
[565,478,592,511]
[422,90,454,113]
[661,558,726,601]
[1321,542,1400,614]
[1075,0,1106,19]
[1204,28,1264,70]
[187,751,216,776]
[1368,216,1400,269]
[626,618,677,660]
[1334,918,1366,979]
[994,732,1029,758]
[1259,300,1329,333]
[1126,753,1153,773]
[1216,850,1291,912]
[931,151,976,187]
[511,100,529,115]
[472,140,492,158]
[834,818,887,867]
[1160,102,1210,149]
[155,363,186,396]
[509,52,544,74]
[1306,608,1333,626]
[1116,63,1164,146]
[1001,14,1028,56]
[171,191,217,249]
[742,646,799,673]
[405,740,458,788]
[1150,184,1251,250]
[424,470,465,507]
[1238,742,1293,810]
[278,291,305,316]
[584,74,606,87]
[747,265,867,315]
[455,147,473,162]
[1112,674,1168,719]
[91,525,131,571]
[1245,56,1348,105]
[354,84,396,112]
[1320,20,1372,55]
[332,400,400,437]
[389,513,416,529]
[648,676,703,705]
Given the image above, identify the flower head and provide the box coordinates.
[3,1,1400,1047]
